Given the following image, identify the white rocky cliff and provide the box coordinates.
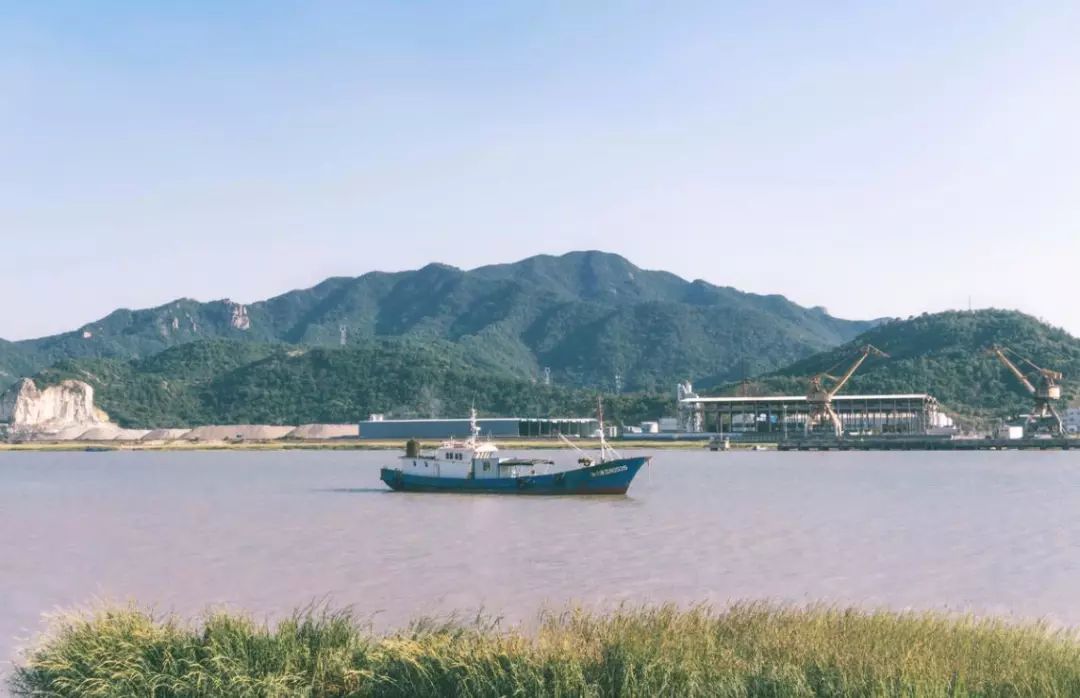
[229,301,251,330]
[0,378,107,436]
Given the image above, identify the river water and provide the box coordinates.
[3,449,1080,670]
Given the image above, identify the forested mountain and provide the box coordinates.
[0,340,33,386]
[2,251,873,393]
[30,310,1079,428]
[35,339,672,428]
[716,310,1080,422]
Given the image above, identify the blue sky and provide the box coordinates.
[3,1,1080,339]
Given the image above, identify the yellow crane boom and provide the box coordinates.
[828,344,889,397]
[986,344,1064,436]
[988,346,1036,394]
[806,344,890,437]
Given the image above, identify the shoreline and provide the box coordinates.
[0,438,725,452]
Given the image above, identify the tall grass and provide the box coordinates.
[11,602,1080,697]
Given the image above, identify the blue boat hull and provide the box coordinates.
[380,456,648,495]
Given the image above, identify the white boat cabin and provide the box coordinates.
[397,411,537,479]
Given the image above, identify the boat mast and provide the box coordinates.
[597,395,618,463]
[468,406,480,446]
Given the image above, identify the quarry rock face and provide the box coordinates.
[0,378,106,434]
[228,301,251,330]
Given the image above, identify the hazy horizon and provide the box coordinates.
[5,2,1080,339]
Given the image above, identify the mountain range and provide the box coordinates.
[0,251,874,393]
[4,252,1078,429]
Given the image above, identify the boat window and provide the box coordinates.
[483,462,490,471]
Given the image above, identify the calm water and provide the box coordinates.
[3,449,1080,670]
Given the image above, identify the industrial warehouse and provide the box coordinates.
[358,416,600,440]
[356,396,951,443]
[676,393,951,438]
[669,346,953,440]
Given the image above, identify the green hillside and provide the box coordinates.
[714,310,1080,423]
[4,251,873,393]
[31,310,1078,429]
[36,339,672,428]
[0,339,33,386]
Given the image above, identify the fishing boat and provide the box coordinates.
[379,406,648,495]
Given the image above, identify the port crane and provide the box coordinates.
[987,345,1064,436]
[806,344,889,437]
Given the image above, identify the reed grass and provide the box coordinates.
[11,602,1080,697]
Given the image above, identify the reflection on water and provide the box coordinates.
[2,448,1080,666]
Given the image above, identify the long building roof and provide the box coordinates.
[360,417,597,424]
[680,394,932,404]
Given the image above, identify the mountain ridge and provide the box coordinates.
[1,251,874,392]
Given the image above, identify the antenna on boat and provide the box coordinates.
[596,395,620,463]
[468,405,480,446]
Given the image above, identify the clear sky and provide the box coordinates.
[3,1,1080,340]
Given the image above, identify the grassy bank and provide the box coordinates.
[11,603,1080,697]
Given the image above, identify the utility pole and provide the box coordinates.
[614,371,622,394]
[543,367,551,386]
